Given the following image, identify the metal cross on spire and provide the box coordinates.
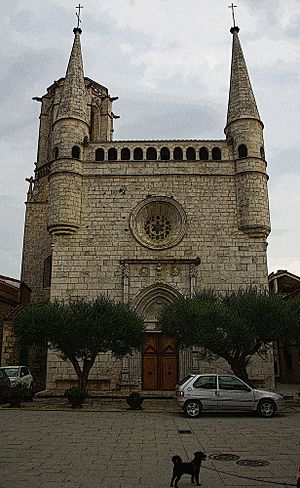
[228,3,237,28]
[76,4,83,28]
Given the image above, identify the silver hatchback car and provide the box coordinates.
[175,373,285,418]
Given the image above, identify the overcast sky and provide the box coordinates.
[0,0,299,280]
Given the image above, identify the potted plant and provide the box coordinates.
[64,387,88,408]
[126,391,144,410]
[7,384,25,408]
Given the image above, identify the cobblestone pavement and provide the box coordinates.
[0,403,299,488]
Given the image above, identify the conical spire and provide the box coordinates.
[226,27,260,126]
[56,28,89,125]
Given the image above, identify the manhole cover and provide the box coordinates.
[209,454,240,462]
[236,459,270,467]
[178,429,192,434]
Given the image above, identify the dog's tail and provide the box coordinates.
[172,456,182,465]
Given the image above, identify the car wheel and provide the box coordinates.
[257,399,275,418]
[184,400,202,418]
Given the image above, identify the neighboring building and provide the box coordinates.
[0,275,31,366]
[20,22,273,393]
[269,270,300,384]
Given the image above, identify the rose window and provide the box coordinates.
[130,197,187,250]
[144,216,172,240]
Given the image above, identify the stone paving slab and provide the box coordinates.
[0,408,299,487]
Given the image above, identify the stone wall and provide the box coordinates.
[44,148,271,391]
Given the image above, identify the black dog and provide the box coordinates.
[170,451,206,487]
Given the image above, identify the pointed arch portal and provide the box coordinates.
[133,284,180,390]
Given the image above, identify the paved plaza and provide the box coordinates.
[0,401,299,488]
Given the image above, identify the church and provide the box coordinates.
[19,19,274,393]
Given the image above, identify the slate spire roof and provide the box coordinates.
[226,27,260,126]
[56,28,89,125]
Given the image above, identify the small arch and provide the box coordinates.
[71,145,80,159]
[95,148,105,161]
[212,147,221,160]
[108,147,118,161]
[146,147,157,160]
[199,147,209,161]
[173,147,183,161]
[160,147,170,161]
[134,147,143,161]
[133,283,182,319]
[186,147,196,161]
[238,144,248,158]
[53,147,59,159]
[121,147,131,161]
[43,255,52,288]
[260,146,265,159]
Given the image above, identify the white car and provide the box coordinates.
[0,366,34,399]
[175,373,285,418]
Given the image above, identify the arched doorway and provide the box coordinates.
[133,284,180,390]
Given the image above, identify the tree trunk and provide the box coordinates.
[68,356,84,389]
[226,357,249,383]
[68,355,96,391]
[81,356,97,391]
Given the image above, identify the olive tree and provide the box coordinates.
[159,289,298,382]
[13,297,145,391]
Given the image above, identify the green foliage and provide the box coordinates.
[12,298,145,390]
[159,288,299,380]
[127,391,142,398]
[64,387,87,401]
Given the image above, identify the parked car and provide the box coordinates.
[175,373,285,418]
[0,366,34,400]
[0,368,11,401]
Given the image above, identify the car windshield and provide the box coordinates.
[3,368,18,378]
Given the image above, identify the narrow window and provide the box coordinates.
[186,147,196,160]
[43,255,52,288]
[134,147,143,160]
[72,145,80,159]
[146,147,157,160]
[160,147,170,161]
[53,147,59,159]
[260,146,265,159]
[121,148,131,161]
[238,144,248,158]
[173,147,183,160]
[199,147,208,160]
[212,147,221,160]
[95,148,104,161]
[108,148,118,161]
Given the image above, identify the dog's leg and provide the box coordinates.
[195,469,201,486]
[174,474,182,488]
[170,473,176,487]
[191,473,195,484]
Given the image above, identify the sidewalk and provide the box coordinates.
[1,395,299,412]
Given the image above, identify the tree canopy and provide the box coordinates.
[159,289,299,382]
[13,298,145,390]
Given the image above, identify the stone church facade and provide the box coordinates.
[20,24,274,392]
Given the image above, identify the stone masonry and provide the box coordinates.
[19,25,273,392]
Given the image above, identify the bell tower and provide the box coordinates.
[225,25,271,239]
[48,27,88,236]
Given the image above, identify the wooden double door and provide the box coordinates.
[142,334,178,390]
